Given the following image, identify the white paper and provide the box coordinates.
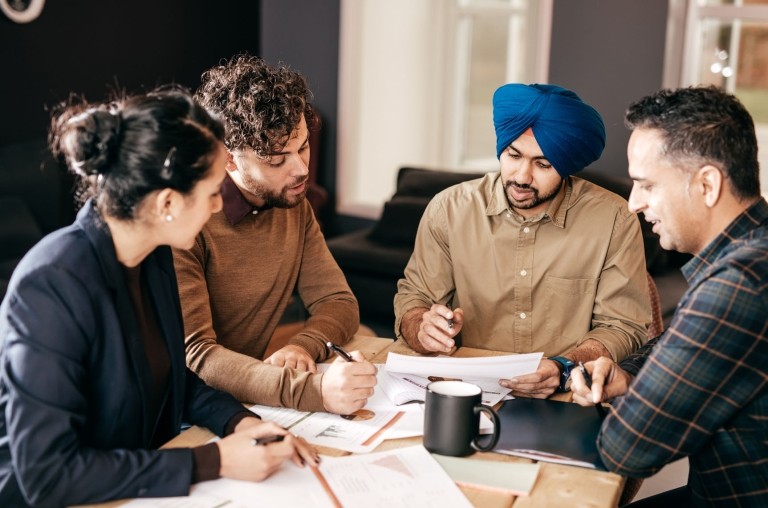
[385,351,543,380]
[122,461,334,508]
[248,403,402,453]
[122,446,472,508]
[320,445,473,508]
[377,369,511,406]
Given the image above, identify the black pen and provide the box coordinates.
[252,434,285,446]
[326,341,355,362]
[579,361,607,419]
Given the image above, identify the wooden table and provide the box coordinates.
[81,334,624,508]
[367,338,624,508]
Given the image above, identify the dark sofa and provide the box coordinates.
[0,139,74,301]
[326,166,689,336]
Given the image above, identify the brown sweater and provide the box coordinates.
[173,176,359,412]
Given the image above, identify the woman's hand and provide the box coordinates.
[217,421,319,482]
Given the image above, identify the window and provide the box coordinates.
[668,0,768,197]
[337,0,551,218]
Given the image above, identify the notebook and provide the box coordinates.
[494,398,606,470]
[432,454,540,496]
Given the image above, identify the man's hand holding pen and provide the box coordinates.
[415,304,464,354]
[570,356,633,410]
[321,343,377,415]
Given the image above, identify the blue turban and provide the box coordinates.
[493,84,605,178]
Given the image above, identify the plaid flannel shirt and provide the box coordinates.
[598,199,768,507]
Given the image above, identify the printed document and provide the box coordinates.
[248,403,402,453]
[123,445,473,508]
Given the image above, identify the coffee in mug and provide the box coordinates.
[423,380,500,457]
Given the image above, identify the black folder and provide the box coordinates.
[494,398,606,470]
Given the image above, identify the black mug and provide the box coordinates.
[423,380,500,457]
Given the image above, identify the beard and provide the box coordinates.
[241,173,309,209]
[503,179,562,210]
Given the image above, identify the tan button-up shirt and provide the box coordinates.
[394,172,650,360]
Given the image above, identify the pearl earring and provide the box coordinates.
[165,214,173,222]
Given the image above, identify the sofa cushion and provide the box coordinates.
[327,228,413,278]
[367,196,431,247]
[0,196,43,259]
[394,167,484,199]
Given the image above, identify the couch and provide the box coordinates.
[0,139,74,301]
[326,166,689,335]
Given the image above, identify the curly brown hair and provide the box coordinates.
[196,53,317,158]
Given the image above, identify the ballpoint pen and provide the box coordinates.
[579,361,607,419]
[252,434,286,446]
[326,341,355,362]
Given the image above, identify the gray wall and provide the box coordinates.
[549,0,669,178]
[260,0,341,227]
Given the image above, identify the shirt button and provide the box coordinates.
[519,312,527,319]
[507,211,512,218]
[520,270,527,276]
[523,226,530,233]
[252,210,259,215]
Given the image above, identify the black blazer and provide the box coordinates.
[0,201,248,507]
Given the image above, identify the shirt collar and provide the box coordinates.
[486,173,570,227]
[682,198,768,285]
[221,173,272,225]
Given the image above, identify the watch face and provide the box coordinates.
[563,373,573,391]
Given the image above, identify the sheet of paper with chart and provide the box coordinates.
[122,445,472,508]
[248,402,402,453]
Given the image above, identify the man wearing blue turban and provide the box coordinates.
[395,83,651,398]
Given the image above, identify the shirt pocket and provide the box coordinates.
[541,275,598,349]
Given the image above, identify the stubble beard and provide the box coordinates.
[244,175,309,209]
[504,180,560,210]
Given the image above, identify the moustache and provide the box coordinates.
[506,181,537,192]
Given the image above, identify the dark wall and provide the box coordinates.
[259,0,342,231]
[2,0,670,234]
[549,0,668,178]
[0,0,261,232]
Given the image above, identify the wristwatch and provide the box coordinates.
[549,356,576,392]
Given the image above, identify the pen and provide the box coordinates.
[578,361,607,419]
[326,341,355,362]
[252,434,286,446]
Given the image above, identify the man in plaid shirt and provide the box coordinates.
[571,86,768,507]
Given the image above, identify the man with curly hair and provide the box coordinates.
[173,54,376,415]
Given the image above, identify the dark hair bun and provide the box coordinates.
[51,106,123,178]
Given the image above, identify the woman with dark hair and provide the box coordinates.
[0,88,318,507]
